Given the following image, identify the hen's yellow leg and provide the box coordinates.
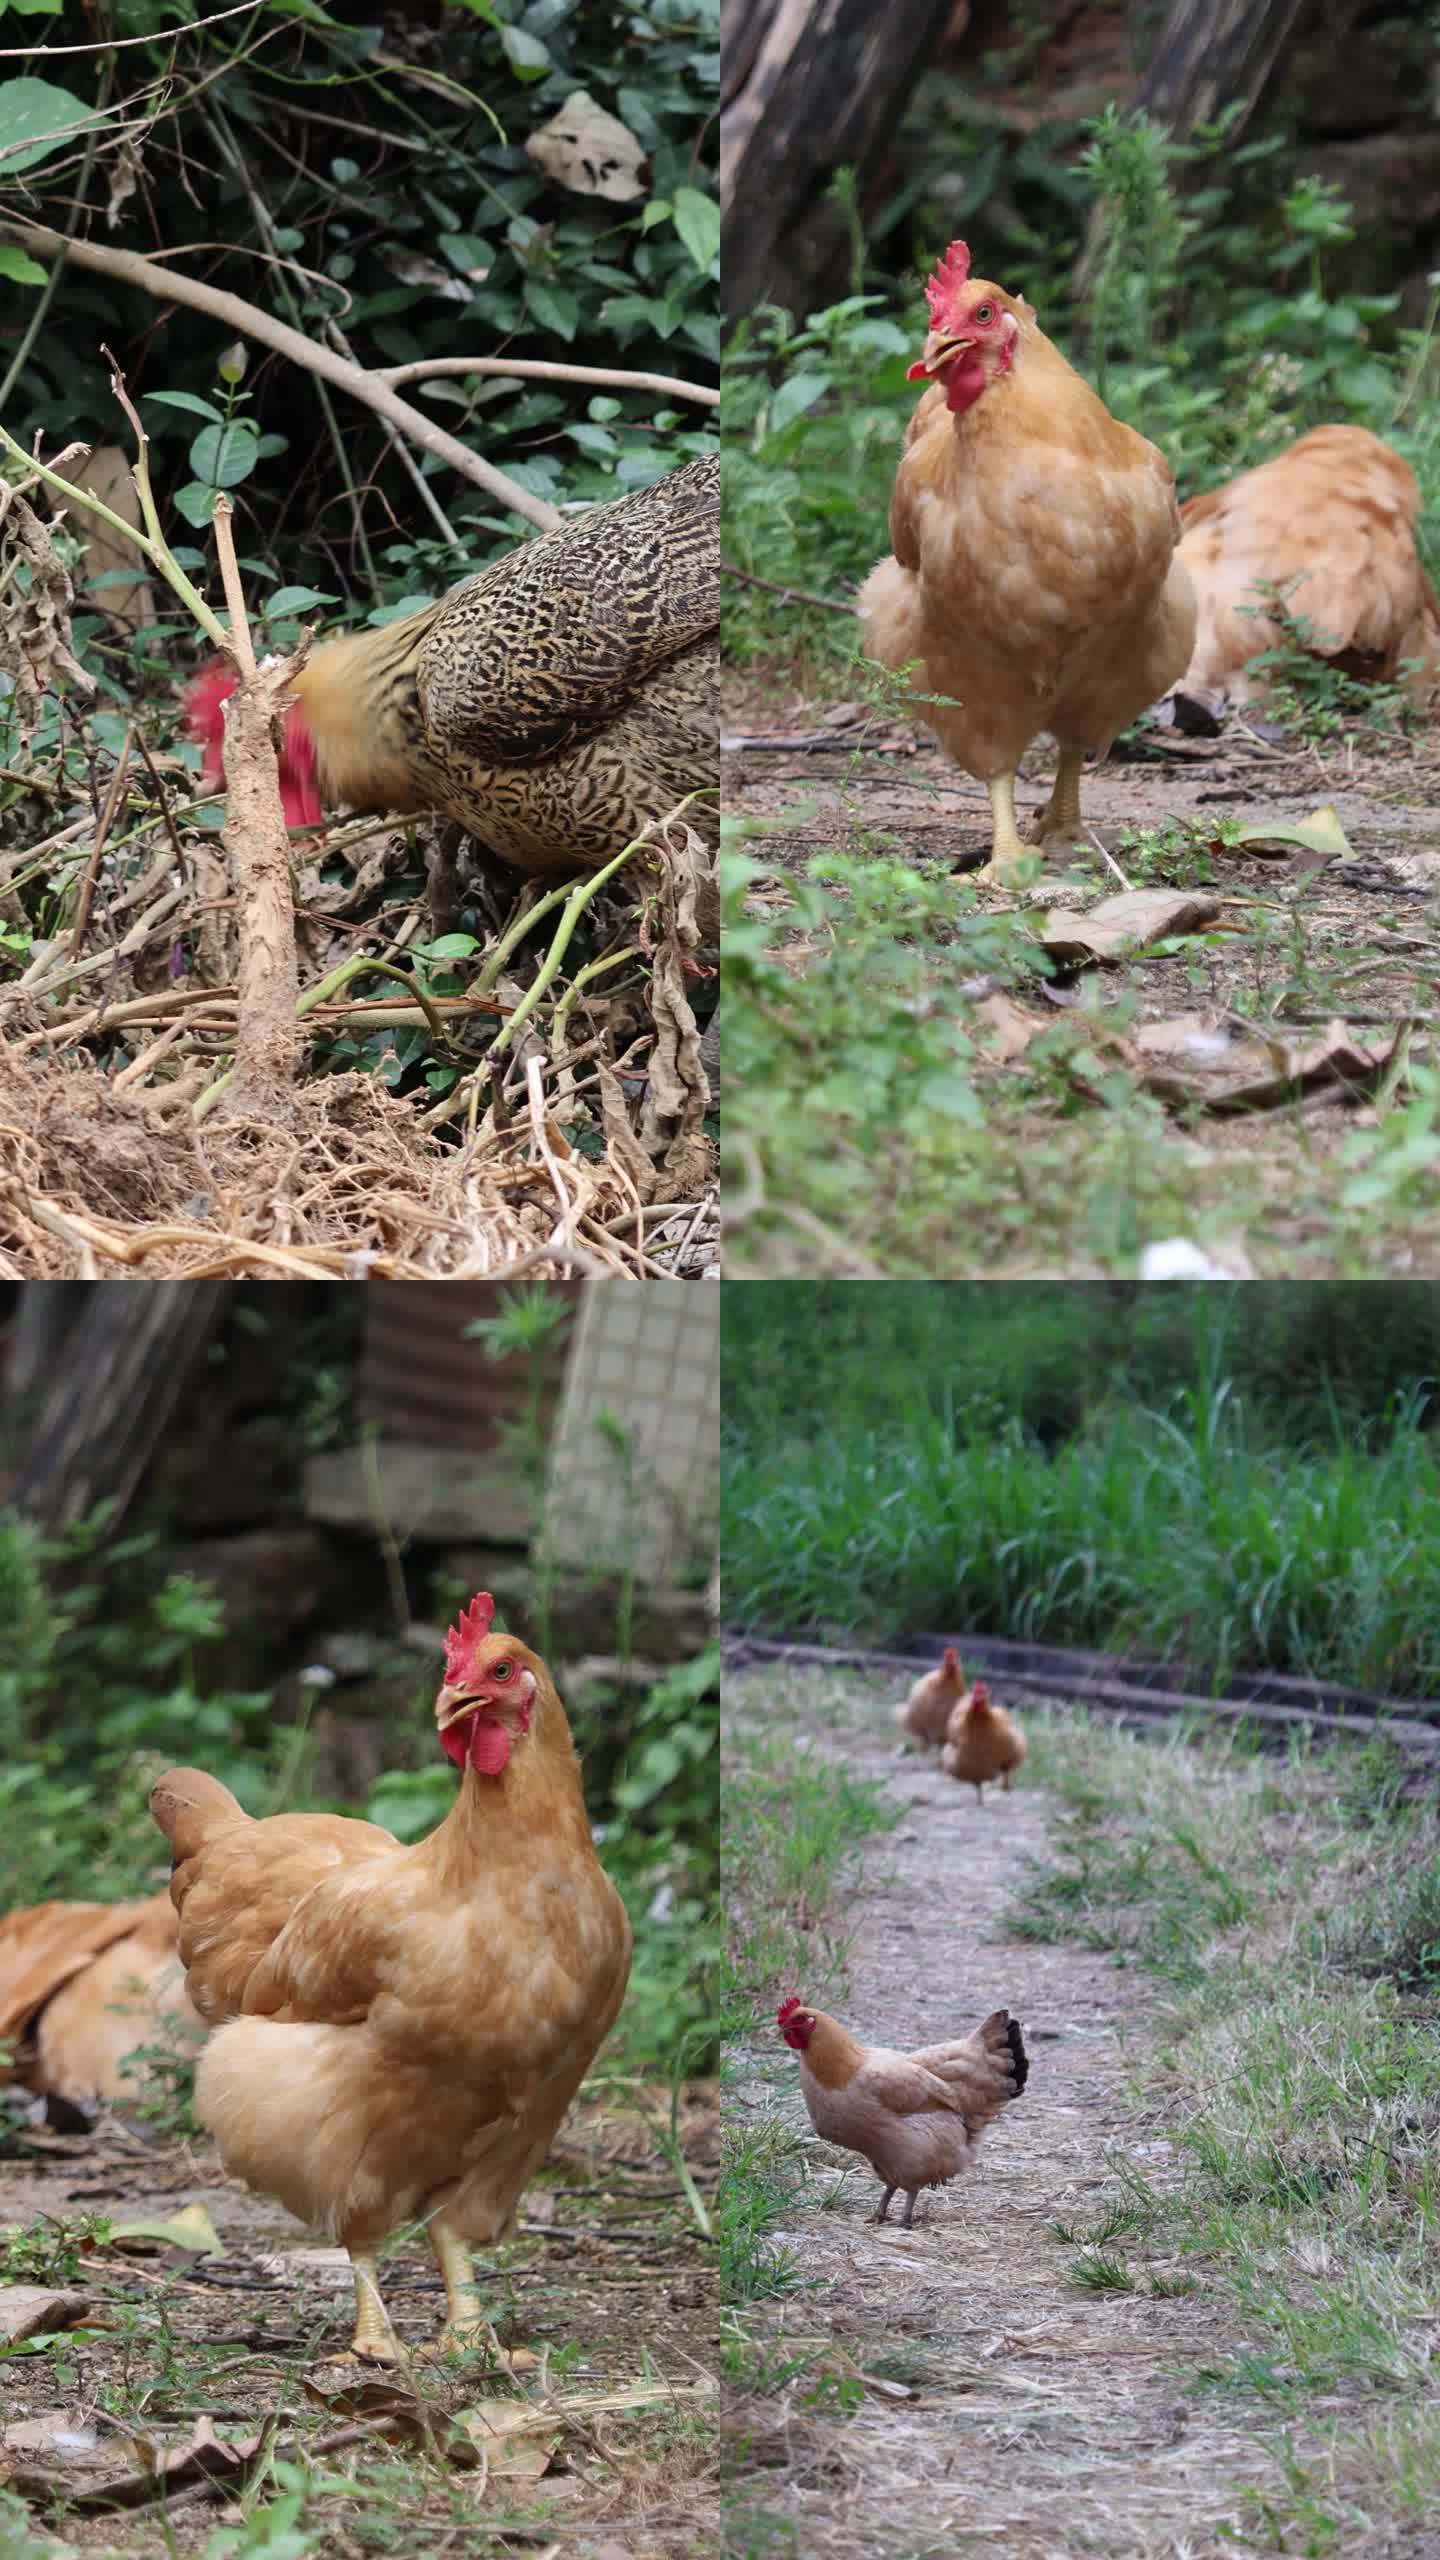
[1031,747,1085,852]
[425,2214,504,2360]
[972,773,1032,885]
[346,2252,403,2363]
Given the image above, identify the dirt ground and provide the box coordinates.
[726,1685,1336,2559]
[724,668,1440,1274]
[0,2088,717,2557]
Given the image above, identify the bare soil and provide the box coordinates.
[724,668,1440,1274]
[0,2089,717,2557]
[727,1687,1293,2559]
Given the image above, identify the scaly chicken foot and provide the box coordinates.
[1024,745,1087,858]
[875,2184,922,2229]
[419,2215,508,2363]
[337,2252,405,2365]
[970,774,1034,886]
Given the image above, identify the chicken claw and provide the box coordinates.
[970,773,1035,886]
[418,2215,507,2364]
[1023,745,1087,860]
[339,2252,404,2364]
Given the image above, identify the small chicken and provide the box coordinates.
[0,1893,201,2105]
[895,1645,967,1749]
[1169,424,1440,722]
[150,1592,632,2365]
[777,1996,1028,2227]
[940,1680,1026,1803]
[859,238,1195,880]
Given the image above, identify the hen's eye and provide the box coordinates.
[491,1661,514,1682]
[975,303,994,324]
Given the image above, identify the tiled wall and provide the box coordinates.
[546,1285,719,1579]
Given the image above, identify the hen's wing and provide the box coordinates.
[419,454,719,766]
[1178,428,1438,700]
[151,1767,398,2024]
[853,2051,966,2114]
[32,1900,197,2103]
[908,2010,1029,2123]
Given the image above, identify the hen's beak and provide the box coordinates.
[907,329,974,381]
[435,1686,484,1733]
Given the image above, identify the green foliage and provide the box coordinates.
[717,2122,806,2303]
[722,832,1045,1253]
[721,1285,1440,1690]
[0,2211,112,2285]
[0,0,717,844]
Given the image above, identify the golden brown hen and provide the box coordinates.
[859,239,1195,880]
[1170,424,1440,721]
[150,1593,632,2364]
[0,1894,199,2104]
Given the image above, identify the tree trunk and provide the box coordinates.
[12,1283,231,1531]
[721,0,956,323]
[1072,0,1314,307]
[1134,0,1314,141]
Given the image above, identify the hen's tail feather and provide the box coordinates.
[975,2006,1029,2097]
[150,1767,248,1865]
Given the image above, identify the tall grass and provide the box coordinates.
[721,1290,1440,1693]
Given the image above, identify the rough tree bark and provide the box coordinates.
[721,0,956,323]
[12,1284,231,1530]
[1134,0,1314,140]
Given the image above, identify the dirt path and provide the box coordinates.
[732,1703,1277,2558]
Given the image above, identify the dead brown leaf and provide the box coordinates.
[1037,889,1224,964]
[1137,1017,1397,1116]
[526,91,646,200]
[0,2287,104,2345]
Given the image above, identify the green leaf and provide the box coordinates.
[671,186,720,274]
[143,391,225,423]
[263,586,338,615]
[0,245,47,286]
[524,278,579,340]
[437,232,492,277]
[109,2203,222,2256]
[0,76,101,175]
[500,24,550,77]
[172,482,220,530]
[412,933,480,959]
[331,156,360,183]
[766,372,830,435]
[189,422,261,490]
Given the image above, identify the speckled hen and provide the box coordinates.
[186,456,718,879]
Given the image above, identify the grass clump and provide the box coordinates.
[1012,1714,1440,2538]
[721,1287,1440,1694]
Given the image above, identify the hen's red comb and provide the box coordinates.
[182,658,323,828]
[923,239,972,329]
[444,1591,496,1685]
[776,1996,802,2025]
